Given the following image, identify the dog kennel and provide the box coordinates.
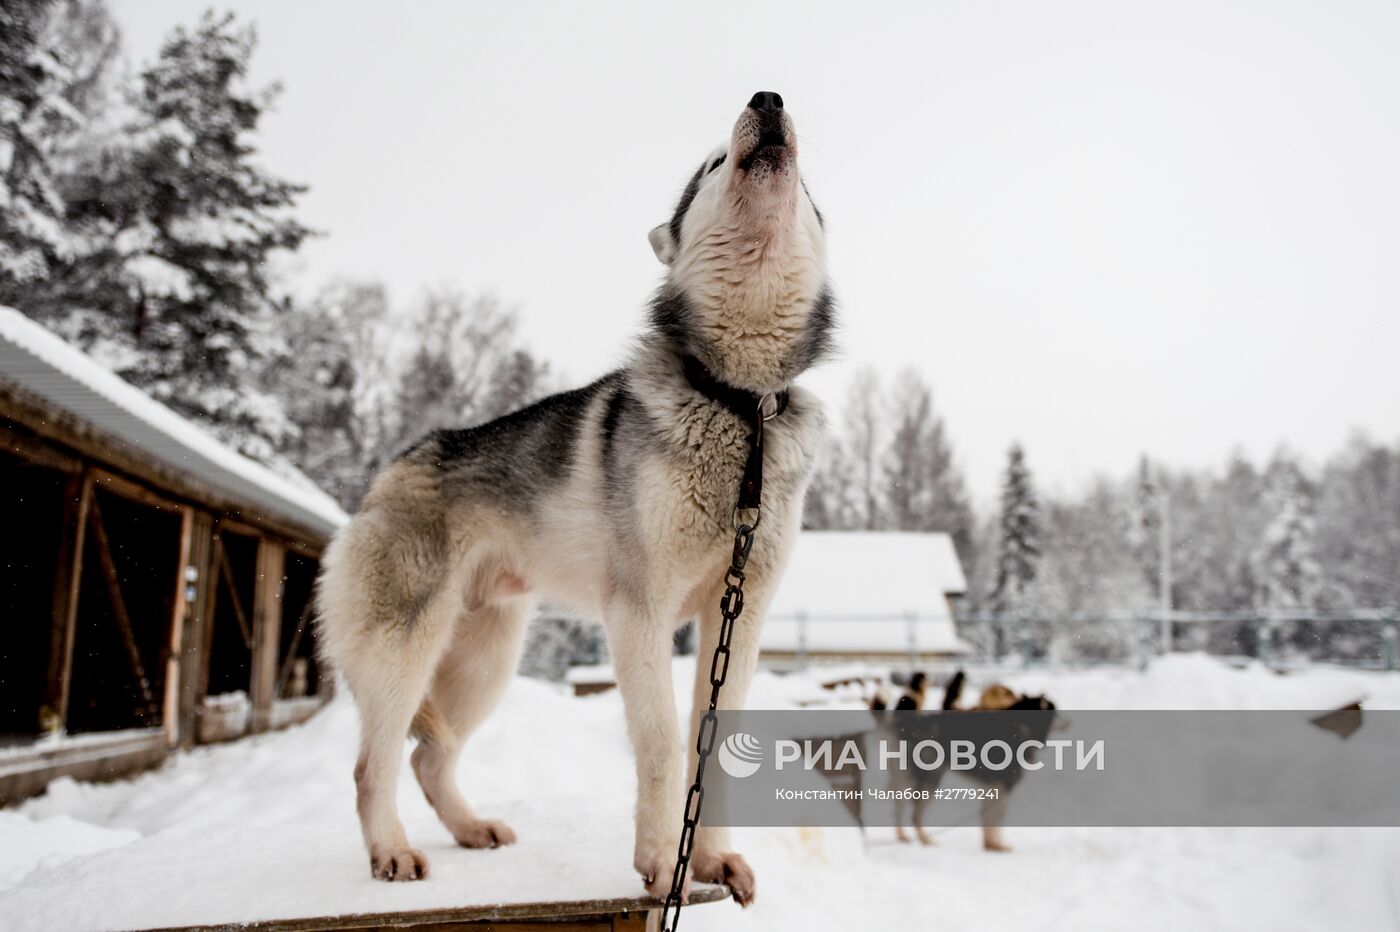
[0,308,347,803]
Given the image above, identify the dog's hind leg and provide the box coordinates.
[411,596,531,849]
[321,510,463,882]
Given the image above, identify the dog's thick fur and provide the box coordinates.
[316,93,832,904]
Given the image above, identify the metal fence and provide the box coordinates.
[955,610,1400,671]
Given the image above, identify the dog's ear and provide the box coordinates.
[648,224,677,265]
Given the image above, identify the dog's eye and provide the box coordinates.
[707,155,727,175]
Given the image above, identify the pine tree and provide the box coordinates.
[1315,435,1400,612]
[990,444,1041,622]
[0,0,93,295]
[37,11,310,459]
[1253,458,1322,611]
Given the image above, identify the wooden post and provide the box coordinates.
[163,507,195,746]
[180,514,217,748]
[251,538,286,732]
[44,471,92,732]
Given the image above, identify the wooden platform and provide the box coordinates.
[0,799,730,932]
[152,887,729,931]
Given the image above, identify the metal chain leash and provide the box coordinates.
[658,394,778,932]
[658,517,755,932]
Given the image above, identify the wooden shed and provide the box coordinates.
[0,307,347,804]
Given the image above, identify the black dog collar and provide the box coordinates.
[679,354,789,513]
[679,354,789,423]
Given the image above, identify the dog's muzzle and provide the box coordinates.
[737,91,792,172]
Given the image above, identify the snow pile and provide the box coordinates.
[1,656,1397,931]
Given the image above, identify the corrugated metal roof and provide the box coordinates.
[0,306,348,539]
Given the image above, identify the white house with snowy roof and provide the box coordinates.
[760,531,972,661]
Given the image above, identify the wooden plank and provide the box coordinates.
[91,466,186,513]
[198,530,226,705]
[87,493,158,715]
[614,911,649,931]
[44,470,92,730]
[356,921,613,931]
[251,538,287,732]
[164,506,195,745]
[179,512,216,748]
[140,887,727,931]
[0,729,167,806]
[0,417,82,472]
[218,542,256,649]
[274,597,315,699]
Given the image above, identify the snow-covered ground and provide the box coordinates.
[2,654,1398,931]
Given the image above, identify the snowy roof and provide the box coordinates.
[0,307,347,540]
[762,531,970,655]
[767,531,967,618]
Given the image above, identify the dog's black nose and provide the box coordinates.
[748,91,784,113]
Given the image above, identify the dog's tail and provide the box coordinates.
[941,670,966,711]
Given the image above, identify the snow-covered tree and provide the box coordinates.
[1253,458,1322,611]
[1315,435,1400,612]
[990,443,1041,622]
[0,0,114,295]
[265,282,550,510]
[881,368,974,556]
[801,368,885,530]
[386,288,548,455]
[260,280,393,509]
[36,11,310,459]
[1040,482,1152,660]
[1129,455,1163,591]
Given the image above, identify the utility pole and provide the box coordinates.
[1159,485,1173,654]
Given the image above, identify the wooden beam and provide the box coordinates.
[218,543,256,649]
[251,539,286,732]
[177,510,215,749]
[91,466,185,513]
[0,418,82,473]
[274,597,314,700]
[44,471,92,731]
[87,493,158,716]
[163,507,194,746]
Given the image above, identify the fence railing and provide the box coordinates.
[955,610,1400,671]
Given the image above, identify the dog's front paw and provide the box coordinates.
[369,845,431,881]
[452,818,517,849]
[691,850,756,907]
[635,845,689,903]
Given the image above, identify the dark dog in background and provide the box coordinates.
[870,671,1057,850]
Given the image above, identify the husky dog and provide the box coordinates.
[317,92,833,905]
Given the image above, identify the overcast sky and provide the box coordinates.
[109,0,1400,501]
